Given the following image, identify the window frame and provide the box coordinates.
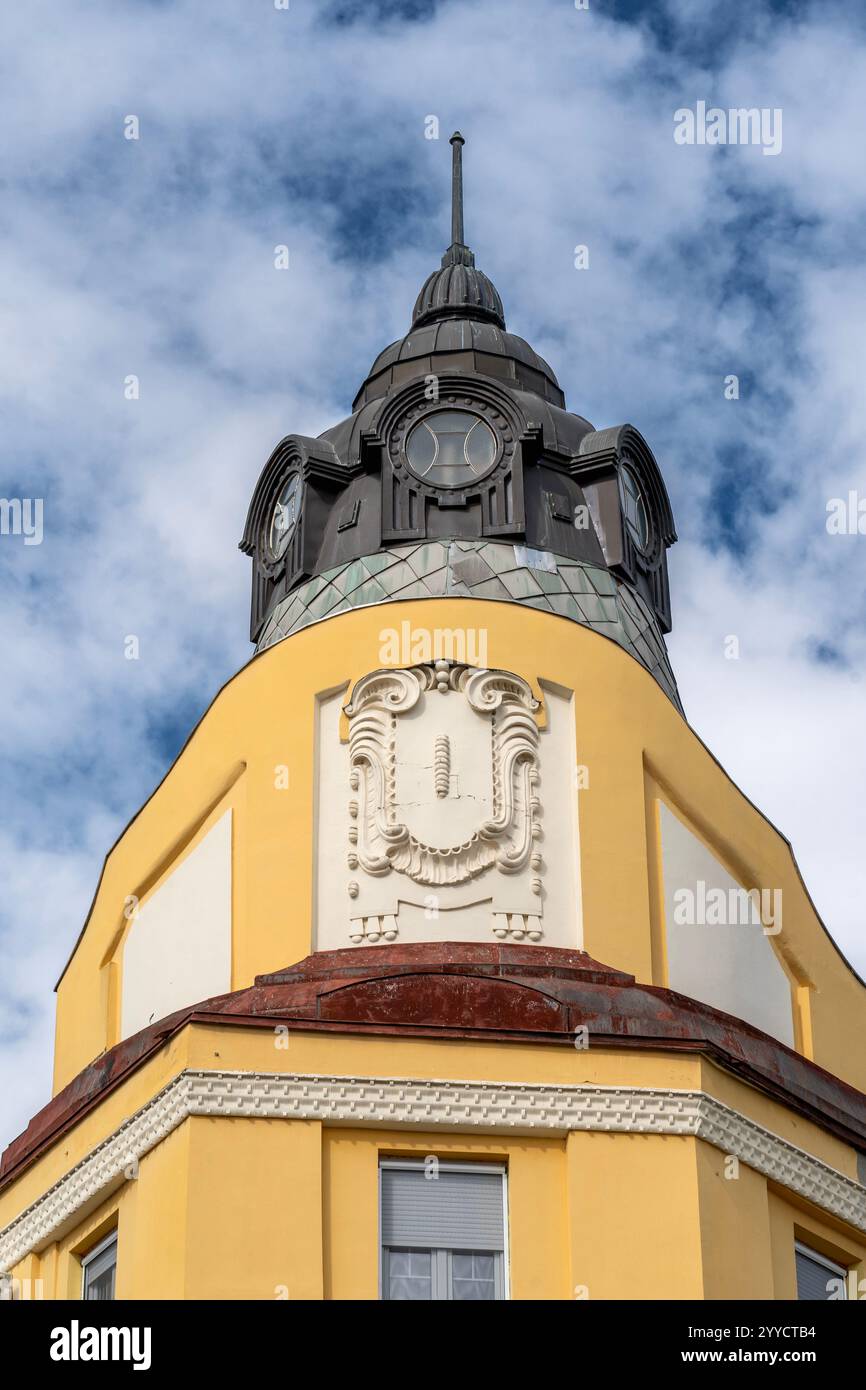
[267,470,302,561]
[399,402,504,493]
[404,409,499,489]
[619,460,652,555]
[80,1229,118,1301]
[378,1158,510,1301]
[794,1239,848,1300]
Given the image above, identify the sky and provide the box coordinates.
[1,0,865,1150]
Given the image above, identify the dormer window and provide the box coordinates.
[570,424,676,634]
[268,472,301,561]
[620,462,650,555]
[380,381,521,542]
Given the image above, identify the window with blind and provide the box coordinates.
[380,1160,507,1300]
[81,1231,117,1301]
[795,1241,847,1300]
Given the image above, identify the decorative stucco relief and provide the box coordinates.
[315,661,580,951]
[345,659,541,889]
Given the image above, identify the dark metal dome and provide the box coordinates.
[241,131,679,675]
[353,316,564,410]
[353,133,562,410]
[412,243,505,329]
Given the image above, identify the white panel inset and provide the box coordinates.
[314,664,581,951]
[659,803,794,1046]
[120,810,232,1039]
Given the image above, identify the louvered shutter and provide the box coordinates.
[381,1166,504,1251]
[795,1247,844,1301]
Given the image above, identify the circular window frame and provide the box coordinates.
[397,401,505,491]
[619,461,653,557]
[263,470,302,568]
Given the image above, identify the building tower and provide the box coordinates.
[1,137,865,1302]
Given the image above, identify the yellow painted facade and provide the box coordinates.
[2,598,865,1301]
[2,1022,865,1300]
[51,599,865,1094]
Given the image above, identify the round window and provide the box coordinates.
[268,473,301,560]
[405,409,497,487]
[620,463,651,553]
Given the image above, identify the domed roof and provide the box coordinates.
[353,132,566,410]
[412,243,505,329]
[353,315,564,410]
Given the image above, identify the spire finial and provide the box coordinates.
[449,131,465,248]
[412,128,505,323]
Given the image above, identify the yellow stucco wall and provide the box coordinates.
[3,1023,865,1301]
[567,1131,705,1299]
[6,597,863,1302]
[183,1117,324,1301]
[50,598,866,1096]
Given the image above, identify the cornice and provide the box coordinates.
[1,1070,864,1272]
[8,941,866,1188]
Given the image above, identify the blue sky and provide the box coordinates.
[1,0,865,1148]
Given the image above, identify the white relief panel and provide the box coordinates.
[314,661,581,950]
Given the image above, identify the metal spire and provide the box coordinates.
[418,128,499,313]
[450,131,465,248]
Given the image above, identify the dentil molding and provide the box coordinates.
[1,1070,864,1271]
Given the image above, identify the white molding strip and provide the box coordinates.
[1,1070,864,1270]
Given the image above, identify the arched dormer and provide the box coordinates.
[571,423,677,632]
[239,433,355,641]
